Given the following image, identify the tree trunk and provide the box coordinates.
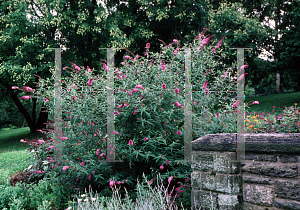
[36,103,49,130]
[3,82,49,133]
[32,97,37,124]
[21,119,26,128]
[276,72,280,93]
[3,82,36,133]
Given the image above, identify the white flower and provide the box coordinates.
[91,198,96,202]
[77,199,82,202]
[80,194,86,198]
[84,199,88,202]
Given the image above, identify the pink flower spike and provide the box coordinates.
[202,81,208,89]
[166,160,169,165]
[20,139,27,143]
[19,96,32,100]
[168,176,173,183]
[201,38,210,46]
[61,137,68,141]
[23,86,34,92]
[88,174,92,181]
[43,98,49,102]
[69,62,80,71]
[231,100,242,108]
[160,165,164,170]
[80,161,86,166]
[96,149,100,156]
[237,73,248,82]
[162,84,167,89]
[47,145,54,151]
[62,166,70,171]
[36,140,44,145]
[128,139,133,146]
[134,55,139,61]
[109,179,114,187]
[215,36,225,49]
[101,63,108,70]
[252,101,259,105]
[144,137,148,141]
[146,43,150,49]
[135,85,144,90]
[173,39,178,43]
[12,86,19,89]
[174,102,182,108]
[34,170,43,174]
[124,55,130,60]
[240,65,249,70]
[161,59,166,71]
[216,113,220,117]
[87,66,92,73]
[177,131,182,135]
[175,88,179,94]
[87,78,93,86]
[132,88,139,93]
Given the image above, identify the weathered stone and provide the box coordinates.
[192,133,300,154]
[191,151,213,172]
[191,189,219,210]
[243,183,274,206]
[191,171,201,190]
[278,154,299,163]
[191,190,242,210]
[191,133,300,209]
[200,173,242,194]
[218,193,239,206]
[274,198,300,210]
[245,153,277,162]
[243,174,272,185]
[213,152,240,174]
[242,162,298,178]
[274,179,300,201]
[243,202,283,210]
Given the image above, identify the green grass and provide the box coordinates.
[244,91,300,116]
[0,127,46,185]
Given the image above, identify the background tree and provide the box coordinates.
[0,0,211,132]
[1,0,299,131]
[0,1,57,133]
[203,1,273,96]
[209,0,300,93]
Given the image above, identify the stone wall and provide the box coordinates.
[190,133,300,210]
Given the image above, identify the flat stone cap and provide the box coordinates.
[191,133,300,153]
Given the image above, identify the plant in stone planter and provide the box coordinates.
[244,104,300,133]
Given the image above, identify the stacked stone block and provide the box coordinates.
[191,133,300,210]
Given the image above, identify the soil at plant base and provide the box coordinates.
[9,170,44,188]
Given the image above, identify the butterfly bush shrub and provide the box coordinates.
[19,30,248,208]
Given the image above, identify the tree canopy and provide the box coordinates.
[0,0,299,132]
